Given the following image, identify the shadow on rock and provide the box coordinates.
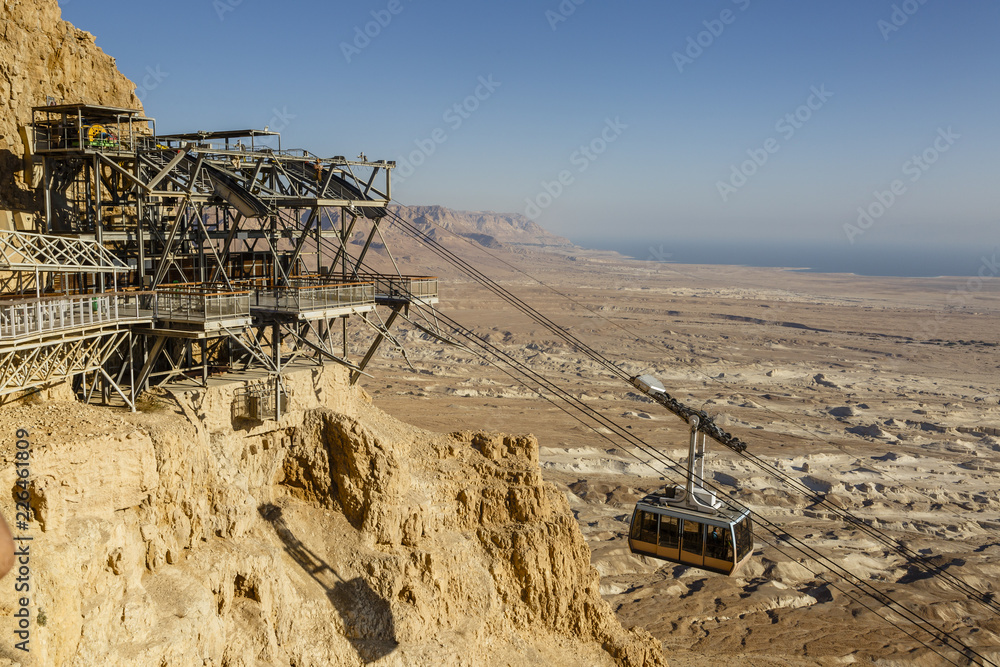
[259,503,397,663]
[896,555,967,585]
[0,148,40,211]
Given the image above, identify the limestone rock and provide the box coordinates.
[0,365,666,666]
[0,0,140,209]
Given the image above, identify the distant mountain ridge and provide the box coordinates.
[394,205,574,251]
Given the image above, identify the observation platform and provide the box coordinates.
[0,291,154,349]
[251,282,376,321]
[135,280,387,334]
[30,104,152,156]
[292,274,439,307]
[139,285,252,338]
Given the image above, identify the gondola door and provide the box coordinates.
[704,524,736,573]
[629,508,659,557]
[680,519,705,568]
[656,514,680,561]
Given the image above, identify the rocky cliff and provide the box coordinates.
[331,203,577,276]
[0,366,665,666]
[398,205,573,250]
[0,0,140,210]
[0,5,666,663]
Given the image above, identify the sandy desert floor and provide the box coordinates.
[356,244,1000,666]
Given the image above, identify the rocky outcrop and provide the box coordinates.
[334,204,574,259]
[0,6,664,662]
[400,205,573,249]
[0,0,140,209]
[0,365,665,666]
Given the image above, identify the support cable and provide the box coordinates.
[274,207,997,665]
[380,204,1000,619]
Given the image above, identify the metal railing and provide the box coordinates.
[154,285,250,321]
[117,291,158,319]
[252,282,375,312]
[232,381,291,421]
[387,275,438,300]
[31,119,138,154]
[0,291,155,340]
[292,274,438,301]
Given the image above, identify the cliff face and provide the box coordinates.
[0,366,664,666]
[0,0,140,209]
[398,205,573,249]
[0,7,665,663]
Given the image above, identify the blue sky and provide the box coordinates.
[62,0,1000,253]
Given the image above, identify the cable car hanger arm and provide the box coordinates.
[631,374,748,454]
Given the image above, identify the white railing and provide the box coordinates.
[154,286,250,321]
[0,292,155,340]
[253,282,375,312]
[290,274,438,301]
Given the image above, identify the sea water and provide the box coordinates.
[575,239,999,279]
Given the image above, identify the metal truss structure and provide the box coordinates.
[0,229,149,405]
[9,103,440,414]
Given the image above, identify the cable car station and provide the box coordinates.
[6,103,438,414]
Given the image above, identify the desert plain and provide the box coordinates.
[358,235,1000,666]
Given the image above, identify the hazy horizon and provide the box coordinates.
[571,236,999,279]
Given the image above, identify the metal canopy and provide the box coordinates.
[0,231,129,273]
[31,103,150,122]
[158,129,280,141]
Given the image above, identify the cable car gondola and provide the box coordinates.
[628,490,753,575]
[626,374,754,575]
